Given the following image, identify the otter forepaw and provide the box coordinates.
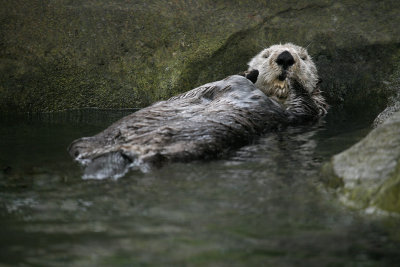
[237,69,259,84]
[245,69,259,84]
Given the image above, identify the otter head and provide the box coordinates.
[248,43,318,101]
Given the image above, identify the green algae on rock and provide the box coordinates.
[322,110,400,214]
[1,0,400,113]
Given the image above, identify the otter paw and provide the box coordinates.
[245,69,259,84]
[237,69,259,84]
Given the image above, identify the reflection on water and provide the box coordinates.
[0,108,399,266]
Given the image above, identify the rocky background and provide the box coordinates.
[322,56,400,215]
[1,0,400,213]
[0,0,398,113]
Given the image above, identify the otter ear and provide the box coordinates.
[245,69,259,84]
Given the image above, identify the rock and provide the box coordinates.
[1,0,400,112]
[323,56,400,214]
[322,110,400,214]
[373,62,400,127]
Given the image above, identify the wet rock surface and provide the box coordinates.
[323,109,400,214]
[322,55,400,214]
[373,62,400,127]
[1,0,399,112]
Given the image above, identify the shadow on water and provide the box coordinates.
[0,107,399,266]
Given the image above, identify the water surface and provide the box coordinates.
[0,108,399,266]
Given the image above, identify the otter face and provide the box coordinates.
[248,43,318,101]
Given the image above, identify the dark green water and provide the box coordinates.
[0,109,399,266]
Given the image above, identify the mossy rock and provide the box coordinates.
[1,0,400,113]
[322,110,400,214]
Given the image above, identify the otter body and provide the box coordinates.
[69,44,327,179]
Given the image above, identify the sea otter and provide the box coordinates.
[68,44,327,179]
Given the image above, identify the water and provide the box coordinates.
[1,109,399,266]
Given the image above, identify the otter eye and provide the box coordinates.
[262,52,270,58]
[301,55,307,60]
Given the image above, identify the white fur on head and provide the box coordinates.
[248,43,318,100]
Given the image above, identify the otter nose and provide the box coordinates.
[276,51,295,69]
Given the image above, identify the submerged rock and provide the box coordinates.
[322,110,400,214]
